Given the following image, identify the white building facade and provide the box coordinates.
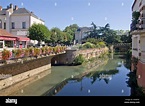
[75,27,93,44]
[131,0,145,89]
[0,3,44,37]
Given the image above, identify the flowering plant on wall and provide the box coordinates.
[12,49,23,58]
[33,48,40,57]
[2,49,11,60]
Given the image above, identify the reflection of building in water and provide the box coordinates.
[99,74,112,80]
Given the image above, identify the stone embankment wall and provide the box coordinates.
[51,47,109,65]
[0,56,53,96]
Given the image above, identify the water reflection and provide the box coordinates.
[43,63,130,96]
[86,69,119,84]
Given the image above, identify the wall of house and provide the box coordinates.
[0,15,6,29]
[10,15,30,36]
[132,0,141,11]
[137,61,145,88]
[75,31,81,43]
[132,35,140,58]
[30,16,44,26]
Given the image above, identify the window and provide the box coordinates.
[11,22,15,29]
[4,22,6,29]
[5,41,13,48]
[0,19,2,28]
[0,41,3,48]
[22,22,26,29]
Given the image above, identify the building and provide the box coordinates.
[0,29,29,51]
[75,27,93,44]
[131,0,145,89]
[0,3,44,37]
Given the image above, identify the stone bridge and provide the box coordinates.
[113,43,131,52]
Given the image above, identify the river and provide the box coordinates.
[10,55,131,96]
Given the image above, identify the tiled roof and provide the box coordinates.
[0,29,14,36]
[12,8,30,14]
[77,27,93,32]
[0,8,44,22]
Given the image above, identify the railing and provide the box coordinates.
[141,51,145,63]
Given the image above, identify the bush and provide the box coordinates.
[73,54,85,65]
[98,41,106,48]
[80,42,96,49]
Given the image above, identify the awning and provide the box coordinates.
[0,36,17,41]
[17,37,30,41]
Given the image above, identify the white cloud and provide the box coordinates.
[54,2,57,6]
[121,2,124,6]
[105,17,107,21]
[21,2,24,6]
[71,17,74,21]
[88,2,91,6]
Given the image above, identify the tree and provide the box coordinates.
[28,24,50,42]
[50,27,64,45]
[63,24,79,42]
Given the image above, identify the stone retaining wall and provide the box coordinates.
[0,69,51,96]
[0,56,53,95]
[51,47,109,65]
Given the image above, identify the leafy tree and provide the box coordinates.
[28,24,50,42]
[50,27,63,44]
[63,24,79,42]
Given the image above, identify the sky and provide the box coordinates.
[0,0,134,30]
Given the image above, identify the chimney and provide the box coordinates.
[10,3,13,9]
[7,6,9,9]
[0,6,2,11]
[14,5,18,10]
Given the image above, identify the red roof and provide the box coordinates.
[0,29,14,36]
[17,36,30,41]
[0,29,30,41]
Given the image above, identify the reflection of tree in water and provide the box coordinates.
[44,69,119,96]
[86,69,119,84]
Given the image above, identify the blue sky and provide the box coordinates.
[0,0,134,30]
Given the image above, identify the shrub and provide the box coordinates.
[80,42,96,49]
[73,54,85,65]
[98,41,106,48]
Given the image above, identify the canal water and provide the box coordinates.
[44,56,131,96]
[10,55,131,96]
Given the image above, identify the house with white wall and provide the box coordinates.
[131,0,145,89]
[0,3,44,37]
[75,27,93,44]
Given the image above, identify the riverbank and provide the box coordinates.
[9,57,109,96]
